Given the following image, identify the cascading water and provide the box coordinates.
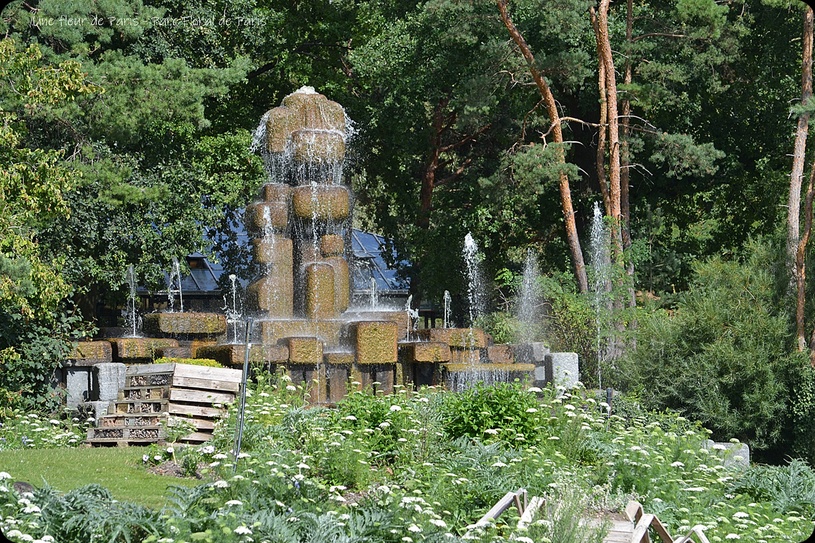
[442,290,452,329]
[167,257,184,313]
[369,277,379,309]
[517,249,542,344]
[224,274,242,344]
[463,233,485,327]
[124,264,142,338]
[405,295,419,342]
[589,202,611,388]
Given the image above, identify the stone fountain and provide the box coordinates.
[67,88,577,426]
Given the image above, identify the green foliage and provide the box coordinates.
[729,459,815,517]
[619,240,802,460]
[439,382,542,446]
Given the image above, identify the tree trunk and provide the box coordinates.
[788,6,814,277]
[799,159,815,351]
[593,0,623,262]
[417,98,449,230]
[591,9,611,216]
[496,0,589,293]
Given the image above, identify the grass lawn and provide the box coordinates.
[0,447,203,509]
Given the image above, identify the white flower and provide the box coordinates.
[408,524,422,533]
[23,503,41,514]
[201,445,215,454]
[237,452,251,459]
[484,428,499,435]
[671,461,685,468]
[527,387,542,393]
[234,525,253,535]
[286,385,297,391]
[732,512,749,519]
[213,453,228,460]
[712,444,727,451]
[225,500,243,506]
[525,408,538,413]
[212,480,229,488]
[390,404,402,412]
[515,538,535,543]
[166,447,174,454]
[491,461,508,468]
[379,421,391,428]
[429,519,447,528]
[0,472,12,480]
[564,404,576,410]
[725,534,740,540]
[344,415,357,421]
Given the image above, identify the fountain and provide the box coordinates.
[443,290,452,329]
[517,249,542,343]
[124,265,142,338]
[589,202,611,388]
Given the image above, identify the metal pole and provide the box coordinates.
[233,317,253,471]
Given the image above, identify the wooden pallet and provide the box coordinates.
[87,362,243,446]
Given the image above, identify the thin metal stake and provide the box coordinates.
[233,317,253,472]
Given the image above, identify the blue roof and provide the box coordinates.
[350,229,410,294]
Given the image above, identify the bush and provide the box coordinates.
[618,241,802,461]
[439,382,542,446]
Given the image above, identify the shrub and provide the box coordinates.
[439,382,542,446]
[618,241,802,461]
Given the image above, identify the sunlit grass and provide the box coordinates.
[0,447,200,509]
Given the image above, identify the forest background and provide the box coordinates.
[1,0,815,465]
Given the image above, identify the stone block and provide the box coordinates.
[354,321,398,364]
[404,361,442,388]
[418,328,488,349]
[285,337,324,365]
[65,367,93,410]
[291,129,346,164]
[544,352,579,389]
[704,440,750,469]
[246,272,294,317]
[324,256,350,313]
[246,201,288,234]
[449,347,485,365]
[320,234,345,257]
[353,364,395,394]
[109,338,179,362]
[487,345,515,365]
[197,344,290,367]
[324,351,355,366]
[261,319,343,346]
[261,182,292,204]
[265,107,298,154]
[252,236,294,267]
[287,363,326,404]
[188,340,218,358]
[92,363,126,402]
[143,313,227,336]
[156,346,192,359]
[511,342,550,364]
[400,341,451,363]
[292,186,350,221]
[305,262,336,319]
[345,310,410,341]
[326,365,350,403]
[68,341,113,365]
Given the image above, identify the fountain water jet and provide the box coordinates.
[124,265,142,338]
[589,202,611,388]
[516,249,542,344]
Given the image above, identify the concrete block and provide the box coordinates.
[196,344,290,367]
[108,337,179,362]
[544,352,579,389]
[260,183,291,204]
[324,256,350,313]
[68,341,113,365]
[246,201,288,233]
[93,363,126,402]
[246,271,294,317]
[252,235,294,267]
[291,129,346,164]
[320,234,345,257]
